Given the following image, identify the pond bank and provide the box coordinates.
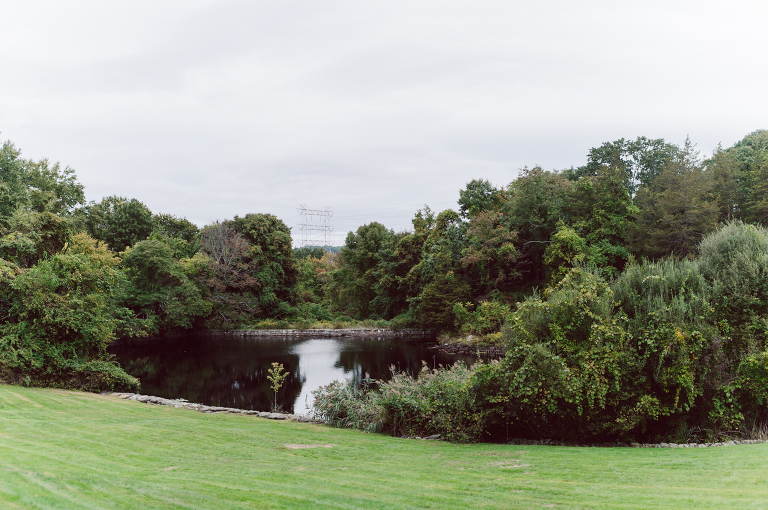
[106,391,768,448]
[203,328,436,340]
[430,342,504,358]
[108,392,316,421]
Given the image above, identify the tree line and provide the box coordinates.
[3,130,768,442]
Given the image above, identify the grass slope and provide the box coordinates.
[1,385,767,509]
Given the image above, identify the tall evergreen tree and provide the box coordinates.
[632,138,718,258]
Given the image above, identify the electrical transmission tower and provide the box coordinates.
[297,205,334,247]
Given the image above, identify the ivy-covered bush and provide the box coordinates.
[0,252,139,392]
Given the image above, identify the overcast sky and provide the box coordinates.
[2,1,766,245]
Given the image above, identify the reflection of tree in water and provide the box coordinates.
[111,335,481,413]
[335,339,477,381]
[111,336,307,413]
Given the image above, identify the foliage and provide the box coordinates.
[632,138,718,259]
[708,144,742,222]
[543,222,589,283]
[198,222,260,328]
[460,210,518,296]
[564,164,637,275]
[151,213,200,259]
[458,179,506,218]
[0,139,28,226]
[85,195,154,252]
[232,213,297,316]
[313,362,482,442]
[330,222,392,318]
[120,240,211,334]
[0,252,138,391]
[504,167,572,287]
[575,136,679,196]
[266,362,289,412]
[0,211,71,267]
[417,271,471,332]
[23,158,85,215]
[293,246,325,260]
[453,300,513,336]
[698,220,768,356]
[312,377,385,433]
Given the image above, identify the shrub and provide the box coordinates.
[376,362,483,442]
[312,363,484,442]
[698,220,768,356]
[0,252,139,392]
[312,378,384,433]
[453,300,512,336]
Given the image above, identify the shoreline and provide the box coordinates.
[110,390,768,448]
[204,328,436,340]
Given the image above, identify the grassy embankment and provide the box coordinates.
[1,385,767,509]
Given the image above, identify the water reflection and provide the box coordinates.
[109,334,480,414]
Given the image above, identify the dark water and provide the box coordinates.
[109,335,480,414]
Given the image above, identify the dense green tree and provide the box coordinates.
[198,221,260,327]
[724,130,768,224]
[232,213,297,315]
[458,179,506,219]
[565,165,637,275]
[23,158,85,215]
[0,211,71,267]
[85,196,154,252]
[698,221,768,356]
[293,246,325,261]
[708,144,742,222]
[460,210,517,296]
[329,222,392,319]
[574,136,679,196]
[744,158,768,225]
[121,240,211,334]
[543,222,589,283]
[417,271,471,332]
[632,139,718,259]
[504,167,572,288]
[151,213,200,259]
[0,140,28,226]
[369,231,414,320]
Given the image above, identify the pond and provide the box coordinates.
[109,334,481,415]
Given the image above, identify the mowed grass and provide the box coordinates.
[1,386,767,509]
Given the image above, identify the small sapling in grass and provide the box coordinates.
[267,362,289,412]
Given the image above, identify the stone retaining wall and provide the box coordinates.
[203,328,436,340]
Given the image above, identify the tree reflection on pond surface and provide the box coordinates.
[109,335,480,414]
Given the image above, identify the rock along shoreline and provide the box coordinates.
[107,392,316,423]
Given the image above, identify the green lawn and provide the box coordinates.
[1,385,767,509]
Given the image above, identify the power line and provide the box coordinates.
[297,205,333,247]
